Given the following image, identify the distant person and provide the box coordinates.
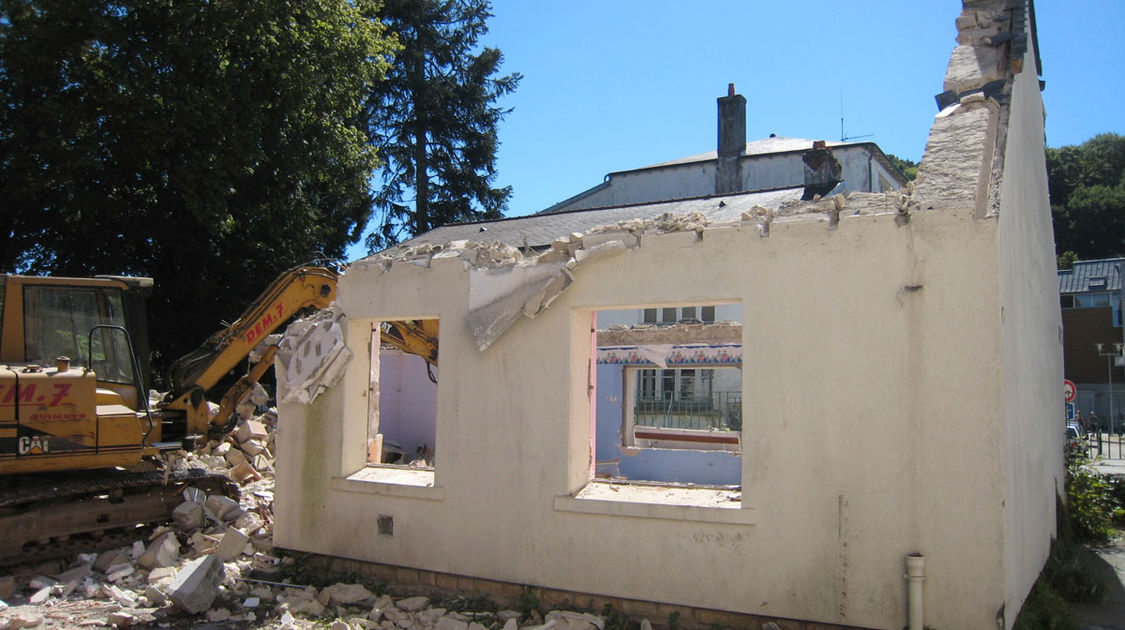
[1090,411,1099,433]
[1077,412,1089,434]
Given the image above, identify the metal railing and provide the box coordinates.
[1088,431,1125,460]
[635,391,742,431]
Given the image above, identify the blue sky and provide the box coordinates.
[347,1,1125,260]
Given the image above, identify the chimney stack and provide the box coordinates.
[716,83,746,194]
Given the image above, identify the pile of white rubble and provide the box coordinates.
[0,410,617,630]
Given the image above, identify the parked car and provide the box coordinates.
[1066,422,1088,455]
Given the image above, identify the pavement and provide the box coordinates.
[1074,450,1125,630]
[1071,537,1125,630]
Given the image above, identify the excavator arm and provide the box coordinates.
[162,265,340,438]
[162,264,442,442]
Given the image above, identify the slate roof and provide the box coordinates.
[384,186,805,251]
[1058,258,1124,294]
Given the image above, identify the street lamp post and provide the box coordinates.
[1096,342,1124,454]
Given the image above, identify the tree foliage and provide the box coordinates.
[1047,133,1125,268]
[0,0,395,378]
[364,0,520,252]
[885,153,918,182]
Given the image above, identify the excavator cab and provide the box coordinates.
[1,275,152,409]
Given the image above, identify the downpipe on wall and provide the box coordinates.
[906,553,926,630]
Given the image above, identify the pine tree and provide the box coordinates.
[365,0,521,251]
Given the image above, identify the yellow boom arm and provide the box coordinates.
[162,265,339,437]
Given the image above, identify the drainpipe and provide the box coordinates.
[906,553,925,630]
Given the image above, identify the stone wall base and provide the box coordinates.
[295,553,875,630]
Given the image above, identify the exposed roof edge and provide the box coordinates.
[602,141,883,181]
[538,180,612,215]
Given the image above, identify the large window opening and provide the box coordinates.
[357,318,439,486]
[590,303,743,491]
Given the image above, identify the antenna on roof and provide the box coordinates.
[840,89,873,142]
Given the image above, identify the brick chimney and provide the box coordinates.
[716,83,746,194]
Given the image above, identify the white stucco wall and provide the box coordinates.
[276,208,1016,629]
[997,44,1064,629]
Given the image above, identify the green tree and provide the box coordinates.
[0,0,395,379]
[1047,133,1125,267]
[364,0,520,251]
[885,153,918,182]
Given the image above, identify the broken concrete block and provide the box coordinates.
[237,420,268,444]
[291,597,327,617]
[108,610,138,628]
[497,611,520,623]
[183,486,207,504]
[29,585,52,604]
[546,610,605,630]
[205,494,240,520]
[215,528,250,562]
[241,439,266,456]
[106,562,135,582]
[396,596,430,612]
[94,548,130,572]
[416,608,448,626]
[148,566,177,584]
[382,607,413,627]
[139,532,180,570]
[639,620,653,630]
[253,454,275,474]
[7,610,43,629]
[224,447,247,467]
[230,461,261,484]
[169,554,224,614]
[502,619,518,630]
[83,577,101,599]
[206,608,232,622]
[436,617,469,630]
[27,575,55,590]
[103,583,137,608]
[234,511,265,535]
[172,501,204,531]
[321,582,378,607]
[144,584,169,606]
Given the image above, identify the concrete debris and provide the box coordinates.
[546,610,606,630]
[1,392,652,630]
[171,500,204,531]
[320,582,378,607]
[396,596,431,612]
[277,304,354,404]
[107,610,138,627]
[168,555,223,614]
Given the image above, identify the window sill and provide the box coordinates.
[334,466,444,501]
[554,480,753,525]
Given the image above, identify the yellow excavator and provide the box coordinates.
[0,264,438,563]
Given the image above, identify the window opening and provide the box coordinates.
[590,303,742,488]
[366,319,439,474]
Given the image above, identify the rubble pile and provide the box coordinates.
[0,410,625,630]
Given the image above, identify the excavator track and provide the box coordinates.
[0,469,237,567]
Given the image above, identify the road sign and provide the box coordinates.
[1066,403,1075,421]
[1064,379,1077,403]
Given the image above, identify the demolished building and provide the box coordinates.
[273,1,1063,628]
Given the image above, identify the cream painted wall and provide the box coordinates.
[276,207,1016,629]
[997,46,1065,630]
